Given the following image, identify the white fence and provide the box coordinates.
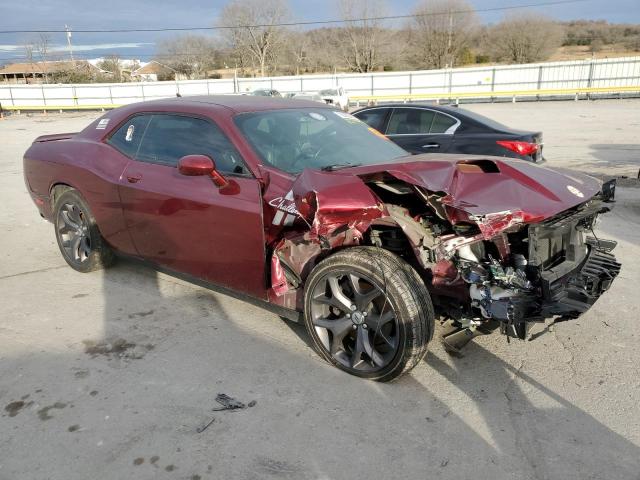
[1,56,639,109]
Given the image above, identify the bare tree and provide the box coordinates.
[155,35,219,79]
[23,41,37,83]
[408,0,478,69]
[218,0,290,77]
[305,28,341,73]
[98,55,123,82]
[333,0,390,73]
[485,12,563,63]
[34,34,51,83]
[283,30,310,75]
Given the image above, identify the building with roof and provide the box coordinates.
[131,61,176,82]
[0,60,102,84]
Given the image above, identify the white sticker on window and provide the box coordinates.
[96,118,110,130]
[125,124,135,142]
[309,112,326,121]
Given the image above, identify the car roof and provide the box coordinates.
[352,102,529,133]
[355,103,461,114]
[122,95,333,114]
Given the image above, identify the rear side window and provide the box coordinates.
[354,108,389,132]
[134,114,248,174]
[386,109,435,135]
[430,112,457,133]
[107,115,152,158]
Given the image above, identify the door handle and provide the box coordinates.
[126,174,142,184]
[422,143,440,149]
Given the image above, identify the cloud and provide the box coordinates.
[0,42,153,53]
[53,42,154,52]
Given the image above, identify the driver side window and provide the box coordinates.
[111,113,249,175]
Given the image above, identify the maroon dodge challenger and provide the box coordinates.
[24,96,620,381]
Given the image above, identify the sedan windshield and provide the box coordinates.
[234,109,407,174]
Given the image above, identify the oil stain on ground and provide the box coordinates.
[254,457,301,477]
[5,400,33,417]
[37,402,67,420]
[82,338,154,360]
[128,310,154,319]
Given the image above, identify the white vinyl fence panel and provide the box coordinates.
[1,56,639,109]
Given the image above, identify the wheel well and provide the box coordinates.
[363,225,432,282]
[49,183,73,207]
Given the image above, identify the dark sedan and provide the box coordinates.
[352,104,544,162]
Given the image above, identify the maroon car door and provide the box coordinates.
[114,113,267,299]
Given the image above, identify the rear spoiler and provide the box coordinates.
[33,132,78,143]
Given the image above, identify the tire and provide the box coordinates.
[53,188,116,273]
[304,247,434,381]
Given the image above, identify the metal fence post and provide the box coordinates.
[371,74,374,96]
[491,68,496,92]
[9,85,15,107]
[300,77,303,92]
[72,85,78,108]
[141,84,145,101]
[587,59,595,88]
[108,85,113,105]
[409,73,413,95]
[536,65,544,101]
[537,65,543,90]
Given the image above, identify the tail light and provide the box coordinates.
[496,140,539,156]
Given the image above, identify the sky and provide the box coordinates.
[1,0,639,64]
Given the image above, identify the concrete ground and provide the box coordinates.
[0,101,639,480]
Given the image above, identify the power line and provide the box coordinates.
[0,0,588,34]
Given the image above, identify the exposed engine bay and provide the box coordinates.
[263,157,621,351]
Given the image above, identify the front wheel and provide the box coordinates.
[304,247,434,381]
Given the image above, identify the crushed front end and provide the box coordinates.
[262,157,621,352]
[434,198,621,350]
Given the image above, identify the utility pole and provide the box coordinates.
[65,25,74,62]
[447,12,453,69]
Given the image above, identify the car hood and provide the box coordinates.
[285,154,602,237]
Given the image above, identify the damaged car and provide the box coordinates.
[23,96,620,381]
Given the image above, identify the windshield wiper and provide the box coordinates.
[320,163,362,171]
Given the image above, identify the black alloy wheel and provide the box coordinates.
[53,188,115,273]
[304,247,434,381]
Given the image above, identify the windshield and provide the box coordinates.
[320,89,338,96]
[234,108,407,174]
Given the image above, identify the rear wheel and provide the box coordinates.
[53,189,115,273]
[304,247,434,381]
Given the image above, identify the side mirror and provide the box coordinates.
[178,155,214,176]
[177,154,229,188]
